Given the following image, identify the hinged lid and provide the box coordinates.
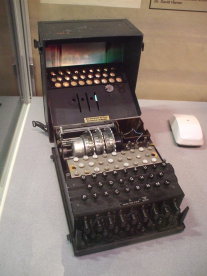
[36,19,143,141]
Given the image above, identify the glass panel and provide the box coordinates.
[0,1,23,179]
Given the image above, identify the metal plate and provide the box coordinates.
[67,145,162,178]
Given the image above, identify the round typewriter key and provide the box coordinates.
[149,173,154,179]
[78,80,85,86]
[121,151,125,155]
[71,81,77,86]
[142,159,148,164]
[92,173,97,179]
[86,79,93,85]
[74,171,79,176]
[54,82,62,88]
[104,68,108,72]
[81,194,88,201]
[89,69,94,73]
[139,147,144,152]
[136,155,141,159]
[143,165,148,171]
[63,82,69,87]
[83,155,89,160]
[135,185,140,191]
[94,167,100,173]
[81,175,86,181]
[164,180,170,185]
[112,151,117,156]
[87,184,92,190]
[130,149,135,153]
[66,70,71,75]
[92,192,98,199]
[89,162,95,167]
[98,181,103,188]
[109,180,114,186]
[145,153,150,157]
[109,78,115,83]
[95,73,101,78]
[96,68,101,72]
[114,189,120,195]
[116,77,123,82]
[51,77,56,82]
[84,170,90,174]
[114,165,119,169]
[155,182,161,187]
[78,163,85,168]
[57,76,62,82]
[104,166,110,171]
[118,157,123,162]
[72,75,78,80]
[159,171,164,177]
[50,71,56,76]
[82,69,86,73]
[102,171,107,177]
[92,154,98,159]
[80,74,86,79]
[74,70,79,74]
[110,72,116,77]
[124,162,129,167]
[151,157,157,162]
[64,76,70,81]
[88,74,93,79]
[101,78,108,84]
[129,177,134,182]
[162,162,167,167]
[103,153,107,158]
[127,156,132,160]
[73,157,79,162]
[104,191,109,197]
[58,71,64,75]
[99,161,104,165]
[139,175,144,180]
[102,73,108,78]
[94,79,100,84]
[108,158,114,164]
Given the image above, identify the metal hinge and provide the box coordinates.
[34,39,43,53]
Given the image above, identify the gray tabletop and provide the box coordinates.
[0,98,207,276]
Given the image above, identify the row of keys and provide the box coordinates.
[79,162,167,181]
[82,171,166,182]
[80,200,180,239]
[48,65,124,89]
[81,179,171,200]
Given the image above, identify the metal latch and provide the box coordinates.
[34,40,43,52]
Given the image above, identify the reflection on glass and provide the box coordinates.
[0,1,22,181]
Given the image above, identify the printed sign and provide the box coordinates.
[150,0,207,12]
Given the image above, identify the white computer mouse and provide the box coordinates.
[169,114,204,146]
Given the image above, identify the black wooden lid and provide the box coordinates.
[38,19,143,43]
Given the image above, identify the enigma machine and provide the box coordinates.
[34,19,189,256]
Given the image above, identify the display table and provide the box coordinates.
[0,98,207,276]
